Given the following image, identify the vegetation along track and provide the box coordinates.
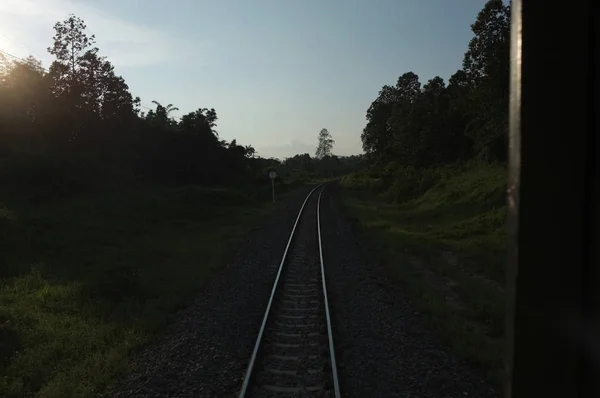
[238,183,341,398]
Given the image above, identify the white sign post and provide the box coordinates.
[269,171,277,204]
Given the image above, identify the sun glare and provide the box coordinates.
[0,32,21,59]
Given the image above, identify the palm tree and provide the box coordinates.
[151,100,179,116]
[244,145,256,158]
[150,100,179,127]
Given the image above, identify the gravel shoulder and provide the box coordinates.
[320,182,499,398]
[108,181,498,398]
[108,184,316,398]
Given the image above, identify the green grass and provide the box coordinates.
[0,185,272,397]
[340,162,507,388]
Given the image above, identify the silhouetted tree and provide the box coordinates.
[315,128,334,159]
[361,0,509,173]
[462,0,510,161]
[0,14,280,199]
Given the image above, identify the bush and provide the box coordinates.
[384,166,420,202]
[170,185,255,207]
[0,153,134,202]
[341,172,384,192]
[287,170,311,185]
[342,162,493,205]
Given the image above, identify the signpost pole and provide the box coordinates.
[269,171,277,205]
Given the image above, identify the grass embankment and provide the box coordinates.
[340,162,507,386]
[0,185,278,397]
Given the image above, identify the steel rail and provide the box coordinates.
[317,185,341,398]
[238,183,328,397]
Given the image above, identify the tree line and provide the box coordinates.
[359,0,510,197]
[0,15,359,202]
[0,0,505,202]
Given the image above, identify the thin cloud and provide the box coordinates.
[0,0,207,69]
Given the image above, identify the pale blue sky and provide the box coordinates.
[0,0,491,159]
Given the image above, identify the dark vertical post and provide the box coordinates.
[505,1,599,397]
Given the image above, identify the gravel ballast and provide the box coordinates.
[110,182,498,397]
[319,183,499,398]
[110,185,317,398]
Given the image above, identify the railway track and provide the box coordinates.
[238,184,341,398]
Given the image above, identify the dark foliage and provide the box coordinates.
[360,0,510,177]
[0,14,286,201]
[1,0,508,203]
